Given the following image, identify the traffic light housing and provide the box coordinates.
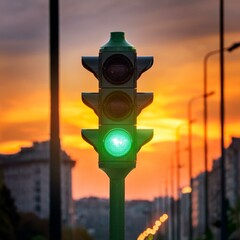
[81,32,153,171]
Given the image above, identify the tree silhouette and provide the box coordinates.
[62,226,94,240]
[0,184,20,240]
[227,197,240,237]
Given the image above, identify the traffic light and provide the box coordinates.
[81,32,153,170]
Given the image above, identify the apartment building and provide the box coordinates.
[0,141,75,223]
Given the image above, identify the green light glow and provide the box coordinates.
[104,128,132,157]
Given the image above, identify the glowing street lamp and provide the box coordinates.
[137,213,169,240]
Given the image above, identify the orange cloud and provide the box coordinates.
[1,0,240,201]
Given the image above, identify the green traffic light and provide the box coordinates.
[104,128,132,157]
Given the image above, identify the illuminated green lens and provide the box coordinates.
[104,128,132,157]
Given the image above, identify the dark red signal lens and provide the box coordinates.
[103,54,133,85]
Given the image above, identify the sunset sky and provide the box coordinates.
[0,0,240,200]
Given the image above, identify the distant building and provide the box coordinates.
[0,141,75,224]
[152,197,171,239]
[75,197,109,239]
[225,137,240,207]
[180,191,190,240]
[74,197,152,240]
[192,172,205,238]
[207,137,240,239]
[126,200,152,239]
[208,157,221,226]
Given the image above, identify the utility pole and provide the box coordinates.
[220,0,227,239]
[49,0,61,239]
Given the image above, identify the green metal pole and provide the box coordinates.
[109,177,125,240]
[100,164,134,240]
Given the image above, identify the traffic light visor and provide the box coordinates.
[103,128,133,157]
[103,54,133,85]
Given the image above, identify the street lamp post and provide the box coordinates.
[188,97,197,240]
[176,122,187,240]
[219,1,225,238]
[170,155,175,240]
[203,42,240,237]
[203,50,219,237]
[188,92,214,240]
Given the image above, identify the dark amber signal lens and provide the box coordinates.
[103,92,132,120]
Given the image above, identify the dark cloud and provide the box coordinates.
[0,0,48,54]
[61,0,240,49]
[1,0,239,55]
